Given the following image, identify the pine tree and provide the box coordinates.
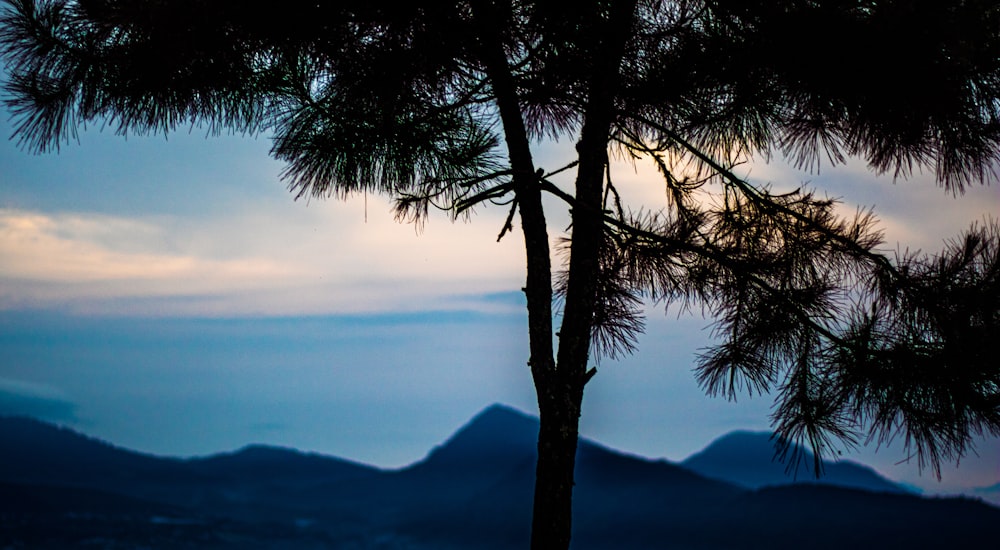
[3,1,999,547]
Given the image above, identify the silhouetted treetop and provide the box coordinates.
[5,0,1000,193]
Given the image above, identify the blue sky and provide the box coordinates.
[1,96,998,499]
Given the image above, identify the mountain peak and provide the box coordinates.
[682,430,911,494]
[471,403,537,426]
[419,404,539,468]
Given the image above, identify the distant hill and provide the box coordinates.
[681,430,912,494]
[974,482,1000,506]
[1,409,997,549]
[186,443,381,491]
[419,403,540,468]
[0,416,198,496]
[389,404,745,548]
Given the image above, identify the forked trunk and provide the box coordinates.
[529,2,637,547]
[469,3,637,549]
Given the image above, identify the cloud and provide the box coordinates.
[0,209,298,283]
[707,156,1000,252]
[0,208,306,313]
[0,200,527,316]
[3,138,994,317]
[0,378,77,422]
[584,144,1000,258]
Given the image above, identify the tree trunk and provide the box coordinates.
[530,382,584,550]
[470,2,637,549]
[531,3,638,548]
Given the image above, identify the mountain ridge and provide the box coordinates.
[681,429,913,494]
[2,406,988,495]
[1,407,997,549]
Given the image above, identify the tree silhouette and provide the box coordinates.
[3,1,999,548]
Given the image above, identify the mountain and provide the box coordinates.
[390,404,745,548]
[0,416,377,488]
[419,403,540,468]
[0,415,383,543]
[974,482,1000,506]
[0,416,379,512]
[187,443,379,483]
[0,416,202,497]
[1,409,998,549]
[682,430,912,494]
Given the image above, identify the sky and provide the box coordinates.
[1,94,999,499]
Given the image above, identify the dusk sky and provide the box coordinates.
[1,86,998,499]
